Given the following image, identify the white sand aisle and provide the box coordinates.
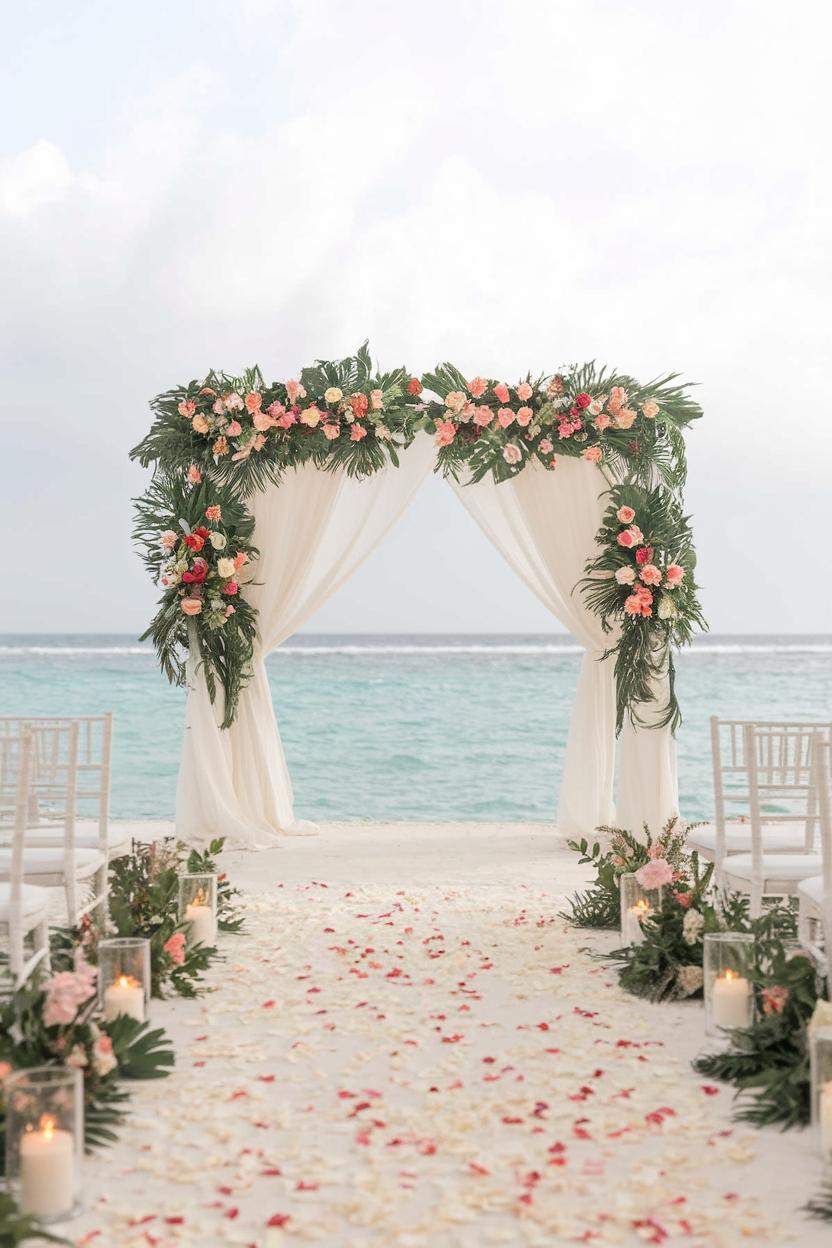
[70,824,823,1247]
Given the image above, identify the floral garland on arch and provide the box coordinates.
[132,345,705,728]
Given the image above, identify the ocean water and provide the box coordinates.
[1,634,830,826]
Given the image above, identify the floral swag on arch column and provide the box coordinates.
[131,344,705,841]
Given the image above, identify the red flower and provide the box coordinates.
[406,378,422,395]
[761,985,790,1016]
[635,546,653,565]
[349,393,369,417]
[182,533,205,552]
[223,581,238,596]
[672,890,692,908]
[194,526,210,540]
[575,392,592,410]
[182,557,208,584]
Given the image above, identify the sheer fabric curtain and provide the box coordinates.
[452,456,677,838]
[176,435,435,847]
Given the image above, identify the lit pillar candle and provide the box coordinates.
[820,1081,832,1159]
[104,974,145,1022]
[712,969,752,1028]
[185,901,216,947]
[20,1117,75,1219]
[623,899,652,946]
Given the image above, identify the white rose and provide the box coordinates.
[615,566,636,585]
[324,387,343,404]
[657,595,677,621]
[588,399,602,417]
[217,557,236,578]
[209,531,226,550]
[682,909,705,945]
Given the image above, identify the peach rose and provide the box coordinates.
[608,385,628,413]
[187,464,202,484]
[226,420,243,437]
[665,563,685,588]
[642,400,660,419]
[493,382,510,404]
[474,405,493,427]
[160,530,178,550]
[180,597,202,616]
[233,551,248,570]
[624,594,643,616]
[350,424,367,441]
[497,407,515,428]
[503,444,522,464]
[583,446,603,463]
[205,505,221,522]
[615,408,638,430]
[615,565,636,585]
[617,529,636,548]
[516,406,533,426]
[445,391,467,413]
[594,412,612,431]
[253,410,274,432]
[516,381,533,401]
[192,414,209,434]
[323,423,340,441]
[370,389,383,410]
[639,563,662,586]
[244,391,262,412]
[213,436,229,456]
[300,406,321,427]
[434,420,457,447]
[617,505,635,524]
[178,399,196,418]
[468,377,488,398]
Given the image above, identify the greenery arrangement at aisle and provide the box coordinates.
[561,817,689,928]
[0,1190,70,1247]
[0,952,174,1162]
[75,837,244,999]
[133,344,705,729]
[693,945,826,1131]
[804,1180,832,1223]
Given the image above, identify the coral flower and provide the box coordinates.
[497,407,515,428]
[349,393,369,418]
[350,424,368,441]
[164,932,186,966]
[642,400,660,419]
[516,406,533,426]
[226,420,243,437]
[212,436,229,457]
[665,563,685,587]
[205,505,222,522]
[474,405,493,427]
[617,505,635,524]
[503,444,522,464]
[594,412,612,431]
[178,399,196,418]
[583,446,603,463]
[323,423,340,440]
[407,378,422,395]
[468,377,488,398]
[516,381,533,401]
[370,389,384,410]
[180,597,202,616]
[244,391,262,412]
[639,563,662,586]
[445,391,467,413]
[434,420,457,447]
[493,382,510,404]
[192,414,209,434]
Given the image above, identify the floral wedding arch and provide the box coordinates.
[132,345,705,849]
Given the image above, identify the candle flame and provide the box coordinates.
[40,1115,56,1139]
[116,975,139,989]
[723,969,737,981]
[193,887,208,906]
[632,900,651,916]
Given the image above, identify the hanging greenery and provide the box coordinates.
[132,345,705,729]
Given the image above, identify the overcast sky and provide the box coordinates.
[1,0,830,636]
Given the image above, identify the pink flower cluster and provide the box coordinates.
[43,952,97,1027]
[434,378,536,447]
[635,858,674,889]
[612,504,685,620]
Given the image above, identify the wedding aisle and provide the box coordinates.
[72,824,822,1247]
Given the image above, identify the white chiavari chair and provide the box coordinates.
[0,721,109,927]
[717,723,824,916]
[687,718,832,874]
[0,733,51,985]
[0,714,127,860]
[798,735,832,967]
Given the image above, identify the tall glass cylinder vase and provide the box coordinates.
[811,1025,832,1163]
[4,1066,83,1222]
[704,932,755,1035]
[98,937,150,1022]
[619,872,661,946]
[178,872,218,948]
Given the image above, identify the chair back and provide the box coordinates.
[813,734,832,972]
[3,732,35,971]
[0,714,111,842]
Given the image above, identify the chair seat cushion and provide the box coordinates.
[0,881,50,920]
[687,823,809,855]
[23,826,130,854]
[722,853,823,884]
[798,876,825,906]
[0,846,104,878]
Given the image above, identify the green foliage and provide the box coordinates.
[804,1181,832,1222]
[692,935,821,1131]
[0,1191,70,1246]
[187,838,246,933]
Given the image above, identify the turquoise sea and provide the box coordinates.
[1,634,830,825]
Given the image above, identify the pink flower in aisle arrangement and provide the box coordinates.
[516,406,533,426]
[594,412,612,430]
[761,985,790,1016]
[468,376,488,398]
[493,382,510,404]
[285,379,306,403]
[253,409,275,432]
[615,408,638,430]
[164,932,186,966]
[187,464,202,484]
[574,392,592,410]
[583,446,603,463]
[223,581,239,596]
[434,420,457,447]
[276,410,297,430]
[301,406,322,428]
[503,444,522,465]
[539,438,554,454]
[43,955,97,1027]
[244,391,262,413]
[350,424,367,441]
[178,399,196,418]
[160,530,178,550]
[93,1035,117,1077]
[608,385,628,413]
[635,858,674,889]
[639,563,662,586]
[516,381,533,401]
[617,505,636,524]
[558,421,574,440]
[497,407,515,428]
[233,551,248,571]
[665,563,686,588]
[474,405,493,427]
[192,414,209,434]
[617,527,639,549]
[213,436,229,457]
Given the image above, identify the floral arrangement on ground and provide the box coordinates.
[133,345,705,730]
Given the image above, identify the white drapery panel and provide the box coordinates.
[176,435,435,847]
[451,457,678,839]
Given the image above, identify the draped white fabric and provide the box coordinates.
[451,457,678,838]
[176,435,435,847]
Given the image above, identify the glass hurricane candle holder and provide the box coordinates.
[704,932,755,1035]
[178,872,218,948]
[5,1065,83,1222]
[811,1025,832,1163]
[619,873,661,946]
[98,937,150,1022]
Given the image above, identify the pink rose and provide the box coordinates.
[468,377,488,398]
[629,525,644,544]
[370,389,383,410]
[181,597,202,615]
[277,410,297,429]
[445,391,467,413]
[205,505,221,522]
[635,545,654,566]
[233,551,248,570]
[665,564,685,588]
[762,985,790,1016]
[558,421,574,440]
[323,423,340,441]
[516,406,533,426]
[617,529,636,549]
[178,399,196,418]
[244,391,262,412]
[497,407,515,428]
[639,563,662,586]
[503,444,522,465]
[642,400,660,419]
[192,414,209,434]
[615,566,636,585]
[493,383,510,404]
[164,931,186,967]
[226,420,243,437]
[617,505,635,524]
[266,401,285,420]
[539,438,553,454]
[253,409,274,432]
[615,408,638,430]
[43,961,97,1028]
[434,420,457,447]
[635,858,674,889]
[624,593,644,616]
[583,446,603,463]
[473,405,492,427]
[223,581,238,596]
[574,392,592,410]
[350,424,368,441]
[187,464,202,484]
[516,381,533,401]
[594,412,612,431]
[285,379,305,403]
